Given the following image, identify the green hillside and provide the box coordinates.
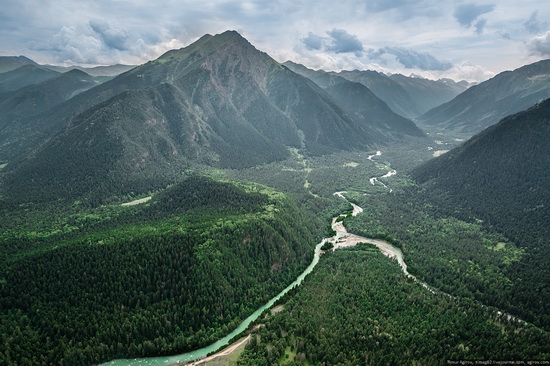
[0,176,321,366]
[412,99,550,328]
[237,250,549,365]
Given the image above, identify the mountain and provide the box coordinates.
[0,55,134,77]
[43,63,136,77]
[417,59,550,136]
[413,98,550,240]
[335,69,419,118]
[412,99,550,327]
[0,55,38,73]
[283,61,424,138]
[283,60,348,89]
[334,69,469,118]
[389,74,470,117]
[2,31,393,202]
[0,64,59,93]
[0,69,101,160]
[0,69,100,120]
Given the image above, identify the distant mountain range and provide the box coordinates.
[0,69,101,161]
[3,31,549,205]
[417,59,550,136]
[44,64,136,77]
[0,65,59,93]
[1,31,424,202]
[0,55,135,77]
[0,56,39,73]
[283,61,424,137]
[333,69,470,118]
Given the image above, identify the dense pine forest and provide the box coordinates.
[0,177,322,365]
[237,249,549,365]
[344,190,548,330]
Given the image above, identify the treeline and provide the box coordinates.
[237,249,550,366]
[0,177,322,365]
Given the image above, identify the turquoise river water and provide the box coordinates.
[100,240,325,366]
[101,191,409,366]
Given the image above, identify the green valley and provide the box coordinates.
[1,28,549,366]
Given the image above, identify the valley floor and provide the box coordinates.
[2,139,548,366]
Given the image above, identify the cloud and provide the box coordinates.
[454,3,494,28]
[526,31,550,57]
[300,29,363,56]
[302,32,324,50]
[474,19,488,35]
[524,11,548,34]
[443,61,495,82]
[44,25,106,65]
[34,21,185,66]
[370,47,452,71]
[89,20,130,51]
[362,0,444,21]
[325,29,364,55]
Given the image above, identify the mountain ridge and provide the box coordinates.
[283,61,425,138]
[0,55,38,73]
[0,64,60,93]
[0,69,103,161]
[417,59,550,136]
[333,69,469,118]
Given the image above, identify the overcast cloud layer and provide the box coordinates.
[2,0,550,82]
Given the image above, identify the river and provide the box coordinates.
[101,192,418,366]
[367,151,396,192]
[100,243,327,366]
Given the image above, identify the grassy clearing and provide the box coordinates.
[121,196,152,206]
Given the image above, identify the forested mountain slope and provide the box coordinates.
[417,59,550,136]
[0,64,59,93]
[0,177,321,366]
[0,70,101,160]
[237,249,549,365]
[412,99,550,328]
[413,98,550,242]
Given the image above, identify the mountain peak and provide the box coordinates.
[122,29,274,90]
[158,30,250,60]
[0,55,39,73]
[10,55,37,64]
[219,29,243,38]
[64,68,91,77]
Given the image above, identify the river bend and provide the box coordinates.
[101,192,425,366]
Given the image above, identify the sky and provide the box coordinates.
[1,0,550,82]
